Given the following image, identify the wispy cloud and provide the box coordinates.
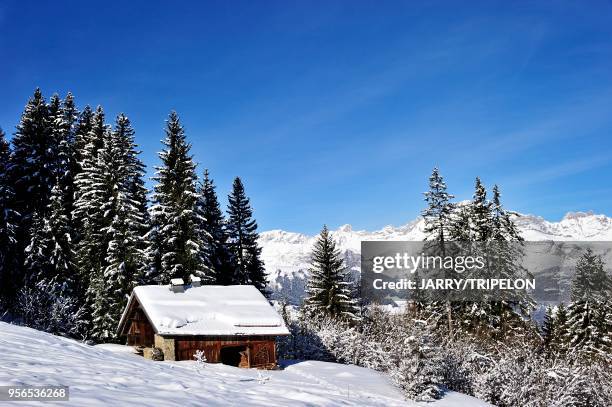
[502,154,612,187]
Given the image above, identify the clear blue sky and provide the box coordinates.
[1,1,611,234]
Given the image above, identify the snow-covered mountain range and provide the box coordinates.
[260,211,612,303]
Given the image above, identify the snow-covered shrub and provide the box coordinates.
[279,309,444,401]
[256,371,271,385]
[471,348,612,407]
[277,319,334,361]
[388,327,445,402]
[16,278,85,337]
[439,339,479,395]
[194,349,206,373]
[281,304,611,406]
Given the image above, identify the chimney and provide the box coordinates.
[189,274,201,287]
[169,278,185,293]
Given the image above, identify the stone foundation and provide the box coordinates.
[154,334,176,361]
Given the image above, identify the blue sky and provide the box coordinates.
[1,1,612,234]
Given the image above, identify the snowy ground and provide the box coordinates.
[0,322,489,406]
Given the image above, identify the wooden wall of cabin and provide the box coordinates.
[173,336,277,368]
[127,308,154,347]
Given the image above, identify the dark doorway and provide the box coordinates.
[220,346,246,367]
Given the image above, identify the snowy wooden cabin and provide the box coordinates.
[117,278,289,369]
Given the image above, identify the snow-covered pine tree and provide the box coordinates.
[0,128,19,310]
[449,203,473,241]
[390,322,444,401]
[422,167,455,249]
[70,105,94,239]
[554,303,569,351]
[72,106,109,250]
[471,177,491,242]
[19,182,80,335]
[71,106,93,179]
[9,89,53,224]
[8,89,54,298]
[148,111,209,285]
[542,305,556,349]
[196,169,234,285]
[567,248,611,358]
[421,167,455,333]
[484,184,532,340]
[490,184,523,242]
[23,185,73,287]
[304,225,359,321]
[93,114,149,340]
[72,107,113,333]
[571,248,609,302]
[119,114,150,287]
[226,177,267,292]
[54,93,79,222]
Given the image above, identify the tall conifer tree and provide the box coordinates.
[226,177,267,293]
[196,169,234,284]
[73,107,112,333]
[422,168,455,249]
[0,129,18,309]
[148,111,208,284]
[9,89,53,222]
[471,177,491,242]
[567,249,611,357]
[94,114,149,339]
[304,225,358,320]
[23,185,73,287]
[422,168,455,333]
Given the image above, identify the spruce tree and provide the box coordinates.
[23,185,73,287]
[484,184,532,339]
[567,249,611,357]
[490,185,522,242]
[449,204,473,241]
[148,111,208,284]
[54,93,79,221]
[0,128,19,310]
[570,248,609,302]
[226,177,267,292]
[542,306,556,348]
[72,105,93,182]
[422,167,455,249]
[94,114,149,340]
[72,107,112,333]
[304,225,358,321]
[421,168,455,333]
[555,303,569,350]
[9,89,53,222]
[471,177,491,242]
[70,105,94,240]
[196,169,234,284]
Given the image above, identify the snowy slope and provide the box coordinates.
[0,322,489,406]
[260,211,612,302]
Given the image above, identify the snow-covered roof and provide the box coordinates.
[118,285,290,336]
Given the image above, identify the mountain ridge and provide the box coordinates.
[259,211,612,302]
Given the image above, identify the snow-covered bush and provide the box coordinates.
[280,305,611,406]
[194,349,206,374]
[389,332,445,401]
[471,347,612,407]
[279,310,445,401]
[16,278,85,338]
